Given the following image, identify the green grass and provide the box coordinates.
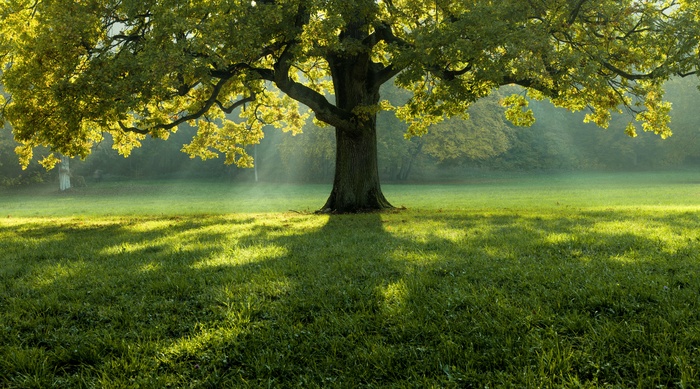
[2,170,699,216]
[1,171,700,387]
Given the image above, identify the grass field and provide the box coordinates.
[1,171,699,387]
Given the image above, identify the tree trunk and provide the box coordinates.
[319,43,394,213]
[321,121,393,213]
[269,18,399,213]
[59,155,71,191]
[398,140,424,181]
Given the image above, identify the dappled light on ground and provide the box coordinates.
[191,244,289,270]
[1,205,699,386]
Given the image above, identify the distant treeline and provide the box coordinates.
[2,79,699,186]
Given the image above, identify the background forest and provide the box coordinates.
[2,79,699,187]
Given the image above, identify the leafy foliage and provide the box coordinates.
[1,0,698,171]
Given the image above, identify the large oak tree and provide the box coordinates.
[1,0,698,212]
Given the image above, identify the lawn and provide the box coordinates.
[1,171,699,387]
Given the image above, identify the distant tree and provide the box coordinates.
[76,126,242,180]
[660,77,700,166]
[377,114,424,181]
[277,121,335,182]
[378,91,514,180]
[1,0,698,211]
[0,123,50,186]
[422,94,514,164]
[0,125,16,184]
[489,77,700,172]
[58,155,71,191]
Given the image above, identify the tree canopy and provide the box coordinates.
[1,0,699,211]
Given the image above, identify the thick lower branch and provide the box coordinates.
[274,74,354,129]
[601,61,664,80]
[250,44,354,131]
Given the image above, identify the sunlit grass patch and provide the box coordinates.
[193,244,289,269]
[1,175,700,387]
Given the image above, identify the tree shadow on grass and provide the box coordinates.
[1,209,700,387]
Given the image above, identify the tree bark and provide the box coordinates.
[321,121,393,213]
[268,18,400,213]
[317,43,394,213]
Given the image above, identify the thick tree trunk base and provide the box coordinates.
[319,126,393,214]
[319,186,393,214]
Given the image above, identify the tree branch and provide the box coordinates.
[601,61,663,80]
[367,22,411,89]
[269,44,353,129]
[118,75,253,134]
[567,0,589,25]
[216,94,256,114]
[373,63,403,87]
[677,70,698,77]
[501,75,557,97]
